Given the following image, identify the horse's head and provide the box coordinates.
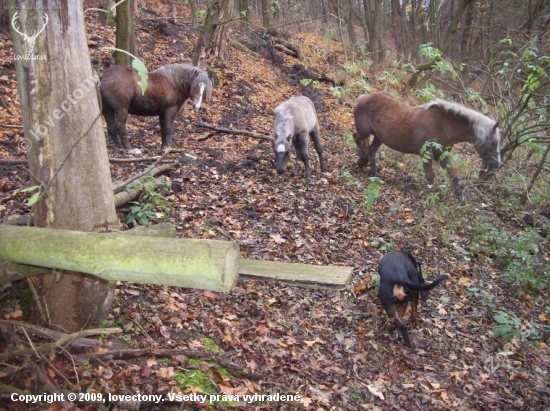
[189,81,206,110]
[272,107,294,174]
[475,122,502,171]
[272,136,291,174]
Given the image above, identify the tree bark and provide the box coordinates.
[9,0,119,331]
[192,0,236,67]
[115,0,136,66]
[261,0,272,28]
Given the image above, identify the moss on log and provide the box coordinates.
[0,225,239,292]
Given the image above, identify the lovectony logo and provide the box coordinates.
[11,11,49,57]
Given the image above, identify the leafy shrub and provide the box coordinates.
[469,223,549,294]
[126,176,172,226]
[493,310,540,343]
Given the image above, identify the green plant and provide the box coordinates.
[342,130,355,148]
[413,84,447,102]
[426,183,448,207]
[363,177,384,206]
[467,284,495,305]
[418,43,458,78]
[418,141,448,168]
[499,228,549,292]
[202,337,224,354]
[20,185,41,207]
[329,86,351,100]
[339,168,353,184]
[468,222,549,294]
[370,239,393,252]
[126,176,172,226]
[492,310,540,343]
[299,78,320,88]
[493,311,521,341]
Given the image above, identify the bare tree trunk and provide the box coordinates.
[115,0,136,66]
[9,0,119,331]
[460,0,474,79]
[192,0,235,67]
[368,0,382,70]
[261,0,271,28]
[189,0,198,27]
[238,0,250,22]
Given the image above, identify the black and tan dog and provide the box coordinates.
[378,250,448,348]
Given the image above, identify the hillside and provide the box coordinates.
[0,3,549,410]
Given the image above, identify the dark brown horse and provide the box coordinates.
[100,63,213,154]
[353,92,502,199]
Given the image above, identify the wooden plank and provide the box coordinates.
[239,259,354,289]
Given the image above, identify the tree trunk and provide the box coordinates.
[192,0,235,67]
[115,0,136,66]
[261,0,271,28]
[9,0,119,331]
[369,0,382,70]
[238,0,250,22]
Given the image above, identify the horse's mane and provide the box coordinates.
[153,63,213,100]
[273,105,294,142]
[422,99,498,143]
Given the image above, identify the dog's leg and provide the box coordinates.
[411,293,420,326]
[388,305,411,348]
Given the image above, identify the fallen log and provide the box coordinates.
[1,224,354,289]
[1,224,178,282]
[0,225,240,292]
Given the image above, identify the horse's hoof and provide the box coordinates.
[127,148,143,156]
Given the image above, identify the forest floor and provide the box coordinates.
[0,2,549,410]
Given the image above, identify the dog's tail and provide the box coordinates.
[394,274,448,292]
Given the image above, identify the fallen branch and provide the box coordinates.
[196,122,271,141]
[0,123,22,129]
[0,319,101,348]
[274,40,305,60]
[113,161,178,207]
[113,149,175,194]
[109,156,175,164]
[3,162,179,225]
[75,348,261,380]
[0,327,122,361]
[0,159,26,165]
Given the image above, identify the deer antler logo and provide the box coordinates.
[11,11,49,55]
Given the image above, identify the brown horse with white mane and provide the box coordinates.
[353,92,502,199]
[100,63,213,155]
